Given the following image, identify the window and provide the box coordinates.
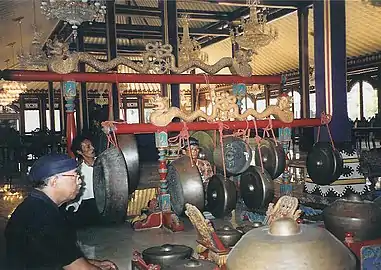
[310,93,316,118]
[46,110,61,132]
[347,82,360,121]
[241,97,254,119]
[256,99,266,113]
[25,110,40,133]
[126,109,139,124]
[347,81,377,121]
[288,91,301,119]
[144,109,153,123]
[363,81,378,119]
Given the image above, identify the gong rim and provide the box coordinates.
[307,143,336,185]
[206,174,237,218]
[213,137,252,175]
[240,165,274,210]
[167,156,205,215]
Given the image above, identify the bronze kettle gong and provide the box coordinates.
[323,194,381,242]
[226,218,357,270]
[142,244,193,267]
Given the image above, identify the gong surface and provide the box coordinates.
[191,131,215,164]
[167,156,204,215]
[213,137,252,175]
[306,143,336,185]
[254,138,286,180]
[117,134,140,194]
[240,165,274,210]
[207,174,237,218]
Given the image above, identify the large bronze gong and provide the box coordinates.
[213,137,252,175]
[190,131,215,164]
[206,174,237,218]
[166,156,205,215]
[239,165,274,210]
[307,142,343,185]
[254,138,286,180]
[98,133,140,194]
[226,218,357,270]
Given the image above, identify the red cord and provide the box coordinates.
[217,122,227,179]
[252,119,265,173]
[317,112,335,150]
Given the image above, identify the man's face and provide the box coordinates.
[78,139,95,159]
[55,169,82,201]
[187,145,200,160]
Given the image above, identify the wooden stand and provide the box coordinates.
[132,132,184,232]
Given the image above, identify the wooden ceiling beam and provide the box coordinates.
[115,4,231,22]
[85,22,230,37]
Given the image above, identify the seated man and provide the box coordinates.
[5,153,118,270]
[182,137,213,186]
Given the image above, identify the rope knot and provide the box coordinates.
[101,121,117,135]
[321,112,332,125]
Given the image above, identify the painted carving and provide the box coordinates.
[47,40,253,77]
[149,92,294,127]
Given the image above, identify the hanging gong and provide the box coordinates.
[117,134,140,194]
[254,138,286,180]
[97,133,140,194]
[240,165,274,210]
[206,174,237,218]
[167,156,205,215]
[306,142,336,185]
[190,131,215,164]
[213,137,252,175]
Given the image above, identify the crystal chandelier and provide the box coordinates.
[18,0,49,69]
[231,0,278,54]
[178,15,208,66]
[40,0,107,38]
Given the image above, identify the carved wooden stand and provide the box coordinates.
[132,131,184,232]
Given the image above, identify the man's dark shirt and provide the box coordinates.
[4,189,84,269]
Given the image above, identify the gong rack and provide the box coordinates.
[1,69,326,232]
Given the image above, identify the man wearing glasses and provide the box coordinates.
[4,154,118,270]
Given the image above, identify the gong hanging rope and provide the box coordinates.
[252,118,265,173]
[262,118,278,146]
[101,121,119,149]
[217,122,228,179]
[316,112,335,149]
[168,122,194,167]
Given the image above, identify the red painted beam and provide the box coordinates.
[113,118,322,134]
[2,70,283,84]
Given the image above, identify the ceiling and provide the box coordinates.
[202,0,381,75]
[0,0,380,77]
[0,0,56,69]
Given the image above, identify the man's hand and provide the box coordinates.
[90,259,118,270]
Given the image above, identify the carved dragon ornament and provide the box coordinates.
[46,40,253,77]
[149,92,294,126]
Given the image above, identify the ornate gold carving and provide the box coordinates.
[149,92,293,126]
[47,40,252,77]
[185,203,216,249]
[264,195,302,226]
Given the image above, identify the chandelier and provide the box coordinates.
[231,0,278,54]
[40,0,107,38]
[18,0,49,69]
[0,80,27,107]
[178,15,208,66]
